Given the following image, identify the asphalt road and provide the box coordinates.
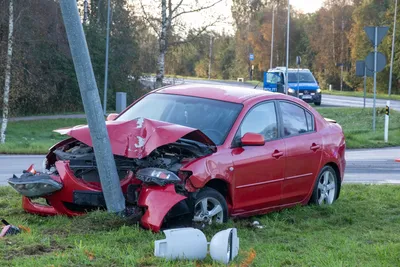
[345,147,400,184]
[321,94,400,111]
[1,147,399,186]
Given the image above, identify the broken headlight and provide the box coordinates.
[8,173,63,198]
[136,168,181,186]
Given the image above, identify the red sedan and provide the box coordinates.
[8,84,346,232]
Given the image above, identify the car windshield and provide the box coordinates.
[288,72,316,83]
[266,72,282,84]
[116,93,243,145]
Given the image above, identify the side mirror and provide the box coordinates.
[106,113,119,121]
[241,133,265,146]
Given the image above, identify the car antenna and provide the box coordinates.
[254,82,260,89]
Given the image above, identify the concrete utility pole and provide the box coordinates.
[285,0,290,94]
[270,3,275,69]
[103,0,112,115]
[59,0,126,214]
[389,0,398,96]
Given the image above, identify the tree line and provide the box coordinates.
[0,0,399,119]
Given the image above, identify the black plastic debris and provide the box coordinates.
[0,219,21,237]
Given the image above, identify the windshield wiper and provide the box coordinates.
[176,138,216,152]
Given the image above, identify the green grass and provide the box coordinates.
[316,107,400,149]
[1,185,399,266]
[322,89,400,101]
[0,119,87,154]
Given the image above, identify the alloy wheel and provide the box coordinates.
[317,170,336,205]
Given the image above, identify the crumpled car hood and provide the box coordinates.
[54,118,216,159]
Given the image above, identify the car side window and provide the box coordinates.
[238,102,278,141]
[280,101,312,136]
[305,111,314,131]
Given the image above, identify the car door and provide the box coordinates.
[278,100,322,204]
[231,101,286,213]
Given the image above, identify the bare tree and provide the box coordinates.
[139,0,223,88]
[1,0,14,144]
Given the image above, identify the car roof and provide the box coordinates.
[268,68,311,72]
[156,84,276,104]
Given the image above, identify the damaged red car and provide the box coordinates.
[8,84,346,232]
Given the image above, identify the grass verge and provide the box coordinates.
[0,119,87,154]
[322,89,400,101]
[0,185,399,266]
[316,107,400,149]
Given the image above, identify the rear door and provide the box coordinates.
[231,101,285,213]
[278,101,322,204]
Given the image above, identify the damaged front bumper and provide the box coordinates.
[8,163,191,232]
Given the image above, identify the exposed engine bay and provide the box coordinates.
[45,138,210,189]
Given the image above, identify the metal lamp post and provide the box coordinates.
[389,0,398,96]
[285,0,290,95]
[103,0,111,116]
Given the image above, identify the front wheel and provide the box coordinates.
[309,166,338,205]
[314,101,321,106]
[192,187,228,229]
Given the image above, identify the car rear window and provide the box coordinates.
[280,101,313,136]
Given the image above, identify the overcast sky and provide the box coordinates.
[136,0,325,34]
[291,0,324,13]
[181,0,325,33]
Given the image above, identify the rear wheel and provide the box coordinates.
[192,187,228,229]
[309,166,338,205]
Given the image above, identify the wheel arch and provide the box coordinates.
[204,178,232,206]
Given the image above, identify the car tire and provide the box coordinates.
[192,187,228,228]
[309,166,339,205]
[314,101,321,106]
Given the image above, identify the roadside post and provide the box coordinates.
[364,26,389,132]
[363,65,366,108]
[116,92,127,113]
[385,101,390,143]
[249,54,254,81]
[59,0,126,214]
[296,56,301,98]
[355,60,370,109]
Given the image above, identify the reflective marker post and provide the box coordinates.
[363,65,367,109]
[385,101,390,143]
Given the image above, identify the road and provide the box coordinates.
[1,147,399,186]
[321,94,400,111]
[0,155,44,185]
[345,147,400,184]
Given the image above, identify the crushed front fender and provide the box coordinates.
[138,184,187,232]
